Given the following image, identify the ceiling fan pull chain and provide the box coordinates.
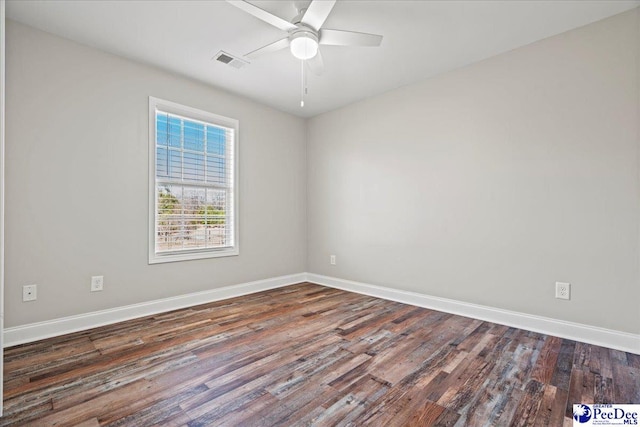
[305,60,309,96]
[300,59,305,108]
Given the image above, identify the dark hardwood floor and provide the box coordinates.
[2,283,639,426]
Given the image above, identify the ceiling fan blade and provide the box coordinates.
[319,29,383,47]
[300,0,336,31]
[245,37,290,59]
[307,49,324,75]
[226,0,297,32]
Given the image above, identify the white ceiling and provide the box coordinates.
[6,0,639,118]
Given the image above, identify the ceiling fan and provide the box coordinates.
[227,0,383,75]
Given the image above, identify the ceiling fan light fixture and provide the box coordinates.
[290,31,319,60]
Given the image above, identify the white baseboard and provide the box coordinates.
[307,273,640,355]
[5,272,639,355]
[3,273,306,347]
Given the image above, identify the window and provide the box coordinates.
[149,97,238,263]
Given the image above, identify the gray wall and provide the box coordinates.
[307,9,640,334]
[5,21,307,327]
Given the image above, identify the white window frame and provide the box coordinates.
[148,96,239,264]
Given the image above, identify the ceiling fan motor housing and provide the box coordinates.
[289,27,319,60]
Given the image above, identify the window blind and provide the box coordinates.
[154,110,235,255]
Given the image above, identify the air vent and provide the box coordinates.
[213,51,248,69]
[217,53,234,64]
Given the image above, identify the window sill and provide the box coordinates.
[149,248,239,264]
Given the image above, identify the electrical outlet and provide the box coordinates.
[91,276,104,292]
[555,282,570,300]
[330,255,336,265]
[23,284,37,302]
